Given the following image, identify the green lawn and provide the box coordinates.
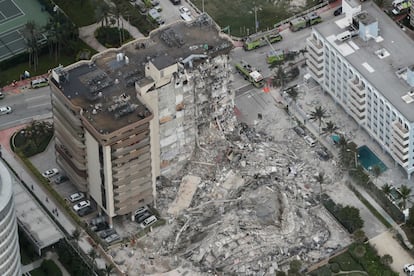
[30,259,62,276]
[191,0,320,37]
[309,243,397,276]
[53,0,96,27]
[0,40,97,86]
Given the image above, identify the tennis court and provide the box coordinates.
[0,0,50,62]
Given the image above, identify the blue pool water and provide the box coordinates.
[357,145,387,173]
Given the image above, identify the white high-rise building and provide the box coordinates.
[0,160,21,276]
[306,0,414,178]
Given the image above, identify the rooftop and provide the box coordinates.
[52,16,232,135]
[314,2,414,121]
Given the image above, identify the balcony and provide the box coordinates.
[391,138,409,154]
[348,80,366,97]
[392,121,409,140]
[305,51,323,64]
[307,61,323,82]
[391,146,409,168]
[348,93,366,107]
[306,37,323,55]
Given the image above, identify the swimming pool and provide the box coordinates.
[357,145,387,173]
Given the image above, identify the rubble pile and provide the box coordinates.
[153,113,349,274]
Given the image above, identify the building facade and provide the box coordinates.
[0,160,21,276]
[50,17,233,222]
[306,0,414,178]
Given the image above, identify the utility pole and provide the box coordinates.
[254,5,258,33]
[202,0,205,13]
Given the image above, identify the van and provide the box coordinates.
[304,135,316,147]
[31,78,48,89]
[140,215,157,228]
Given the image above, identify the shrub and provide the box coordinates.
[40,259,62,276]
[329,262,340,273]
[95,27,132,48]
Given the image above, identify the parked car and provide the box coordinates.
[179,6,190,15]
[73,200,91,212]
[54,175,68,184]
[0,92,4,99]
[403,264,414,274]
[316,150,330,161]
[91,222,109,232]
[135,211,152,223]
[170,0,181,5]
[0,106,12,115]
[78,206,94,217]
[100,228,116,239]
[135,205,149,216]
[140,215,157,228]
[105,233,121,244]
[333,7,342,16]
[293,126,305,136]
[42,168,59,178]
[304,135,316,147]
[69,192,85,202]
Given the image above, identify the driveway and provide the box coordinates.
[370,230,413,275]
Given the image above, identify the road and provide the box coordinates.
[0,86,52,130]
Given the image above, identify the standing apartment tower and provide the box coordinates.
[306,0,414,178]
[0,160,21,276]
[50,17,233,222]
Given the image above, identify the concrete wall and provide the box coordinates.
[85,130,102,209]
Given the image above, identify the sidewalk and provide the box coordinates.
[79,16,144,52]
[0,130,76,235]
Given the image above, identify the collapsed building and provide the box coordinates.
[49,15,233,224]
[49,13,352,275]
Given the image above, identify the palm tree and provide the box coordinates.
[72,228,81,252]
[24,21,39,71]
[371,165,381,184]
[322,121,338,136]
[88,248,98,266]
[271,65,287,88]
[285,85,299,107]
[102,263,115,276]
[96,2,111,27]
[309,106,328,134]
[382,183,392,198]
[380,254,393,266]
[399,185,412,209]
[314,171,325,200]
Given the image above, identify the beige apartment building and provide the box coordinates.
[50,16,233,222]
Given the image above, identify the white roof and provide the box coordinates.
[249,71,263,82]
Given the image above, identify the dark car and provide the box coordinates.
[293,126,306,136]
[334,7,342,16]
[91,222,109,232]
[54,175,68,184]
[99,228,116,239]
[170,0,181,5]
[316,150,330,161]
[78,206,94,217]
[135,211,152,223]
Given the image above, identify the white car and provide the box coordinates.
[140,215,157,228]
[179,6,190,15]
[69,192,85,202]
[303,135,316,147]
[0,106,12,115]
[42,168,59,178]
[73,200,90,212]
[403,264,414,274]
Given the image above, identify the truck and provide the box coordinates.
[289,12,322,32]
[148,8,164,25]
[243,30,283,51]
[392,0,411,15]
[235,61,265,88]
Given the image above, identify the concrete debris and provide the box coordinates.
[116,55,352,275]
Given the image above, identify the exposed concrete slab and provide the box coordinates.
[167,175,200,216]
